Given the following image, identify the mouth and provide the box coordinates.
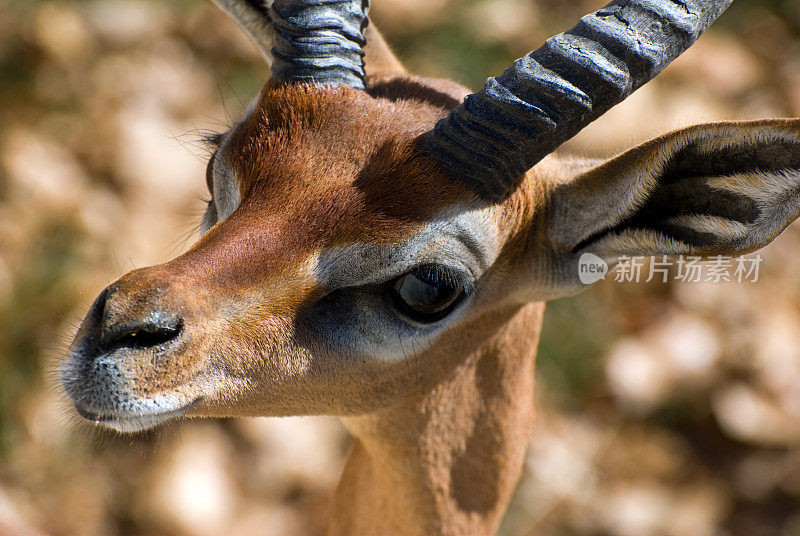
[75,398,202,433]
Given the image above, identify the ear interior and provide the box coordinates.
[571,126,800,256]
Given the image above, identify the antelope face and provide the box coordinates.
[60,81,522,432]
[62,0,800,434]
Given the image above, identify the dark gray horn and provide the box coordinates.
[423,0,734,201]
[212,0,369,88]
[270,0,370,88]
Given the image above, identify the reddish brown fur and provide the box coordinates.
[63,60,548,532]
[62,15,800,536]
[92,72,520,415]
[159,79,480,302]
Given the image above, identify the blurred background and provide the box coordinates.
[1,0,800,535]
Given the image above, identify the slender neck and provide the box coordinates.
[328,302,544,536]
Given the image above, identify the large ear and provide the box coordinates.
[543,119,800,295]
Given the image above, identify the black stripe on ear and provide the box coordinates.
[570,183,755,252]
[572,137,800,253]
[570,183,752,252]
[663,138,800,181]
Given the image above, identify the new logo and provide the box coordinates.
[578,252,608,284]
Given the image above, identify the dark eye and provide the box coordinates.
[389,265,468,323]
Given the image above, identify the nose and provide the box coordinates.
[87,284,184,353]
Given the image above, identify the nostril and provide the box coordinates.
[101,313,183,352]
[114,322,181,349]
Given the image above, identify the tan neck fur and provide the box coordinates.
[328,302,544,536]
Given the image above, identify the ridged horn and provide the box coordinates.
[270,0,370,88]
[423,0,734,201]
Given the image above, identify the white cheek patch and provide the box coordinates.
[309,206,501,362]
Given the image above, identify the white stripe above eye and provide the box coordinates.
[314,206,500,290]
[298,206,501,363]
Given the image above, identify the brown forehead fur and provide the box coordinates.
[227,75,475,230]
[172,76,482,299]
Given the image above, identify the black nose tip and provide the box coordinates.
[88,285,183,353]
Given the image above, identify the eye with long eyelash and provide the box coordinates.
[387,264,473,324]
[408,264,474,294]
[201,131,225,149]
[199,129,225,195]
